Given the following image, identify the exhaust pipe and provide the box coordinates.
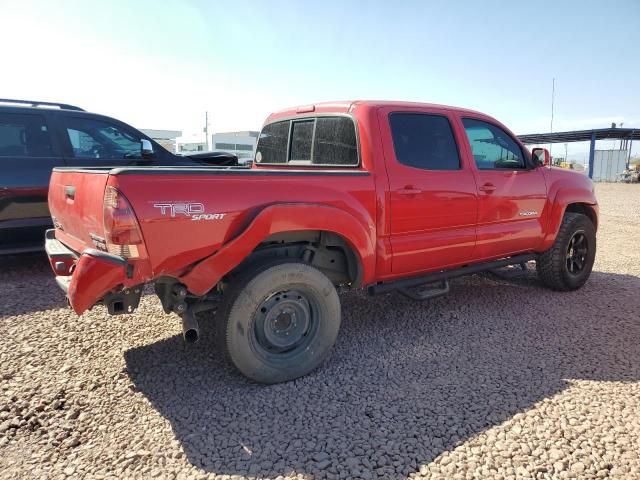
[181,310,199,343]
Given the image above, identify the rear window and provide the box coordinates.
[256,116,358,166]
[256,121,289,164]
[0,113,53,157]
[290,120,314,161]
[313,117,358,165]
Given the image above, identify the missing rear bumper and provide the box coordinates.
[102,286,143,315]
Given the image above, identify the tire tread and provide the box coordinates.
[537,212,595,291]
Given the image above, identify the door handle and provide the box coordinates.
[397,186,422,195]
[479,183,496,193]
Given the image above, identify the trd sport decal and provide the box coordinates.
[153,202,226,221]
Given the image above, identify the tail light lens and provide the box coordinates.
[103,186,143,259]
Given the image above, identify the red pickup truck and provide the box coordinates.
[46,101,598,383]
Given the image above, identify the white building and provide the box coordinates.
[175,130,260,164]
[212,131,259,164]
[175,134,208,155]
[140,129,182,153]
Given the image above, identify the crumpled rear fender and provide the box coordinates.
[179,203,376,295]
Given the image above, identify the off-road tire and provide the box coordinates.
[219,259,341,384]
[537,212,596,291]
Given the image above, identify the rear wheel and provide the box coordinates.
[537,212,596,291]
[219,260,341,383]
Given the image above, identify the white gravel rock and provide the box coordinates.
[1,183,639,479]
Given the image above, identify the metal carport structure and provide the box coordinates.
[517,128,639,179]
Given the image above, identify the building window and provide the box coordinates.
[215,142,235,150]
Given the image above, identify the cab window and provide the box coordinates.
[462,118,525,169]
[389,113,460,170]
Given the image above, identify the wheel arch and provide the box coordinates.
[234,229,364,287]
[179,203,376,295]
[564,202,598,230]
[540,187,598,251]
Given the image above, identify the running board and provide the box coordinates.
[399,280,450,301]
[368,254,537,296]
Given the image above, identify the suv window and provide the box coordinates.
[0,113,53,157]
[462,118,525,169]
[256,116,358,166]
[389,113,460,170]
[65,117,141,159]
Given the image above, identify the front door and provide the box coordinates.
[460,117,547,260]
[59,114,145,167]
[380,109,478,276]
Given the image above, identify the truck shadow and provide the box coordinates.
[0,252,68,317]
[124,270,640,478]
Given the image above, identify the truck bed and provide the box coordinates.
[48,165,377,308]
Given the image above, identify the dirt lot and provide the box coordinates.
[1,183,639,480]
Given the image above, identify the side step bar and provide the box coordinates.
[368,253,537,296]
[399,280,450,301]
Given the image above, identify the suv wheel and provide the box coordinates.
[219,260,341,383]
[537,212,596,291]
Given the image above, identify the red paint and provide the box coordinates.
[66,252,128,314]
[180,203,376,295]
[47,101,598,314]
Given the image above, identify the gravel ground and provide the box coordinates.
[1,183,639,480]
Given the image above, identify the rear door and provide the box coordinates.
[459,117,547,260]
[379,107,478,275]
[0,111,61,247]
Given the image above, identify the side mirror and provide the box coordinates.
[532,147,551,167]
[141,139,154,158]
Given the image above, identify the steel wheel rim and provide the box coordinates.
[253,289,317,356]
[566,230,589,276]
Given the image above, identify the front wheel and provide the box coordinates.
[537,212,596,291]
[220,260,341,384]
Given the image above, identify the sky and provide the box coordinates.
[1,0,639,161]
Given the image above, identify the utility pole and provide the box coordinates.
[549,78,555,156]
[204,111,209,151]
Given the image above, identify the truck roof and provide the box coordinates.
[266,100,486,123]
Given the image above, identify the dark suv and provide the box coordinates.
[0,99,237,254]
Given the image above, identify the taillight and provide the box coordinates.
[103,186,143,259]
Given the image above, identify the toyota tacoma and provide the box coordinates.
[45,101,598,383]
